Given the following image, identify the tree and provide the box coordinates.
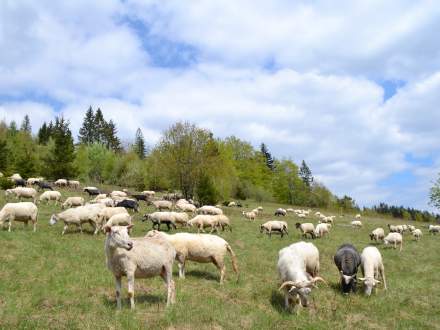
[133,128,146,159]
[94,108,106,143]
[20,115,31,133]
[37,122,52,145]
[196,175,219,205]
[299,160,313,187]
[260,143,274,171]
[0,139,10,172]
[78,106,95,144]
[430,174,440,210]
[103,120,121,152]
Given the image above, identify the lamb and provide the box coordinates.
[0,202,38,232]
[104,213,132,228]
[359,246,387,296]
[6,187,37,203]
[151,200,173,211]
[412,228,423,241]
[369,228,385,242]
[68,180,80,189]
[39,190,62,205]
[278,242,326,312]
[145,230,239,283]
[188,215,219,233]
[334,244,361,294]
[54,179,68,187]
[260,221,288,238]
[314,223,331,238]
[274,208,287,216]
[97,207,129,227]
[143,212,178,231]
[49,204,105,235]
[295,223,316,239]
[197,205,223,215]
[351,220,362,228]
[214,214,232,232]
[384,232,403,251]
[62,196,85,209]
[242,211,256,221]
[104,225,176,309]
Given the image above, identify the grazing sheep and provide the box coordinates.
[260,221,288,238]
[115,199,139,212]
[145,230,239,283]
[197,205,223,215]
[10,173,23,181]
[68,180,80,189]
[83,187,101,196]
[142,190,155,198]
[0,202,38,232]
[94,197,114,207]
[334,244,361,294]
[187,215,219,233]
[104,213,132,228]
[54,179,68,187]
[278,242,326,312]
[39,191,62,205]
[27,177,41,186]
[151,200,173,211]
[50,204,105,235]
[257,206,263,212]
[171,212,190,227]
[143,212,178,231]
[36,181,53,191]
[355,214,361,219]
[6,187,38,203]
[274,208,287,216]
[295,223,316,239]
[314,223,331,238]
[286,208,294,213]
[110,190,127,199]
[228,201,237,207]
[407,225,416,232]
[412,229,423,241]
[387,224,401,233]
[104,226,176,309]
[359,246,387,296]
[384,232,403,251]
[62,196,85,209]
[242,211,256,221]
[428,225,440,234]
[215,214,232,232]
[97,207,129,227]
[175,201,196,213]
[351,220,362,228]
[369,228,385,242]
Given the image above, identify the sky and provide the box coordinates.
[1,0,440,211]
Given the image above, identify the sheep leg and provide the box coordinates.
[78,223,83,234]
[212,256,225,284]
[284,293,290,310]
[127,274,135,309]
[115,276,122,309]
[62,224,68,235]
[8,219,12,232]
[161,265,175,306]
[380,264,387,290]
[33,220,37,232]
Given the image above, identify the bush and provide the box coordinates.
[196,175,219,205]
[0,177,14,190]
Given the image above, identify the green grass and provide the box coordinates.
[0,189,439,329]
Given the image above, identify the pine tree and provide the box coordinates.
[103,120,122,152]
[8,121,18,137]
[78,106,95,144]
[94,108,106,143]
[133,128,146,159]
[37,122,51,145]
[299,160,313,187]
[20,115,31,133]
[260,143,274,171]
[0,139,9,172]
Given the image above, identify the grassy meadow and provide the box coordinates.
[0,188,439,329]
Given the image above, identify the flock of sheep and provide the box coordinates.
[1,172,440,313]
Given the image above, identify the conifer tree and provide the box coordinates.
[47,117,76,178]
[0,139,9,172]
[103,119,122,152]
[20,115,31,133]
[299,160,313,187]
[260,143,274,171]
[38,122,51,144]
[133,128,146,159]
[78,106,95,144]
[94,108,106,143]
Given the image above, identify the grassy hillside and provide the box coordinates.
[0,189,439,329]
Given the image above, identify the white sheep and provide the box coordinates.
[214,214,232,231]
[286,208,294,213]
[228,201,237,207]
[39,191,62,205]
[145,230,239,283]
[412,229,423,241]
[242,211,256,221]
[104,225,176,309]
[278,242,326,312]
[0,202,38,232]
[95,197,114,207]
[171,212,190,227]
[369,228,385,242]
[6,187,38,203]
[188,215,219,233]
[428,224,440,234]
[384,232,403,251]
[104,213,132,228]
[68,180,80,189]
[97,207,129,227]
[260,221,288,237]
[359,246,387,296]
[142,190,155,198]
[295,222,316,239]
[197,205,223,215]
[351,220,363,228]
[314,223,331,238]
[110,190,127,199]
[91,193,107,202]
[62,196,85,209]
[257,206,263,212]
[151,200,173,211]
[143,212,178,231]
[10,173,22,181]
[355,214,361,219]
[175,202,196,213]
[49,204,105,235]
[54,179,68,187]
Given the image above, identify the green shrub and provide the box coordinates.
[0,177,14,190]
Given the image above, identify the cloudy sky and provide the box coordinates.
[1,1,440,210]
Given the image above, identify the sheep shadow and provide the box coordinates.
[184,270,219,282]
[102,293,164,309]
[270,290,290,315]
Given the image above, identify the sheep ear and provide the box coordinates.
[103,225,111,234]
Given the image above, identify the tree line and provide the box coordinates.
[363,202,438,222]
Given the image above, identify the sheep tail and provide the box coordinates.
[226,243,239,281]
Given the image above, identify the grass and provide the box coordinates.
[0,189,439,329]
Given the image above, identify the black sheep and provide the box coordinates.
[116,199,139,213]
[333,244,361,294]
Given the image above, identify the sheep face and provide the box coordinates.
[359,277,380,296]
[49,215,58,225]
[340,272,357,294]
[289,286,312,307]
[105,226,134,250]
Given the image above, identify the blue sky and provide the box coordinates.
[1,1,440,211]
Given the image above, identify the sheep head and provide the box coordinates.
[359,277,380,296]
[105,225,134,251]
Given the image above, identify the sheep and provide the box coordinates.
[27,177,41,186]
[151,200,173,211]
[355,214,361,219]
[54,179,68,187]
[384,232,403,251]
[36,181,53,191]
[320,216,334,224]
[95,197,114,207]
[145,230,239,284]
[110,190,127,199]
[49,203,105,235]
[278,242,326,312]
[260,221,288,238]
[297,213,306,219]
[104,213,132,228]
[68,180,80,189]
[334,244,361,294]
[295,222,316,239]
[428,225,440,234]
[176,202,196,213]
[10,173,22,181]
[359,246,387,296]
[104,225,176,309]
[39,191,62,205]
[351,220,362,228]
[187,215,220,233]
[314,223,331,238]
[91,193,107,202]
[97,207,129,227]
[412,229,423,241]
[83,187,101,196]
[214,214,232,232]
[0,202,38,232]
[142,190,155,198]
[6,187,37,203]
[143,212,178,231]
[197,205,223,215]
[388,224,400,233]
[369,228,385,242]
[274,208,287,216]
[62,196,85,209]
[257,206,263,212]
[115,199,139,212]
[242,211,256,221]
[407,225,416,232]
[286,208,294,213]
[228,201,237,207]
[171,212,190,227]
